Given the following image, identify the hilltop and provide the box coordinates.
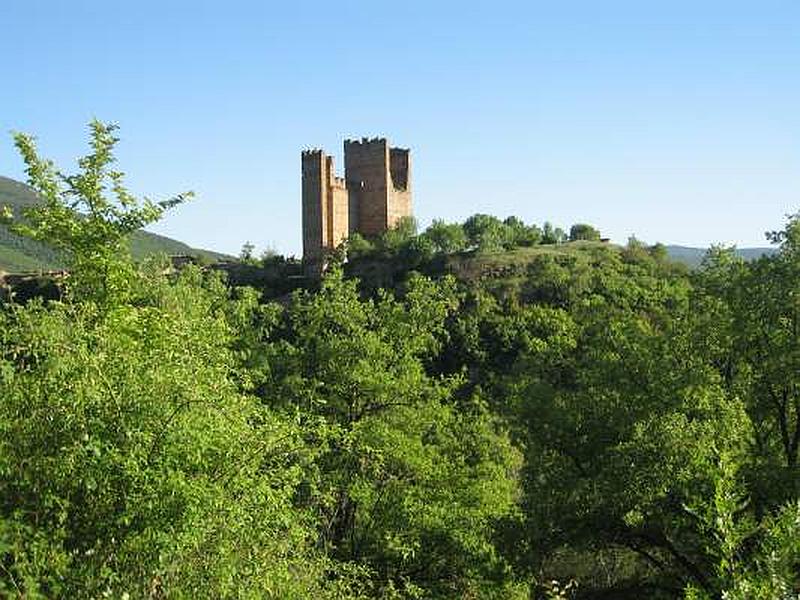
[342,238,678,300]
[0,176,229,272]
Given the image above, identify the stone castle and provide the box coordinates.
[302,137,412,262]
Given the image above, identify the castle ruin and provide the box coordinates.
[302,137,412,262]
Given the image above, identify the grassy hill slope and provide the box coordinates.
[344,238,780,301]
[344,240,635,298]
[0,176,229,272]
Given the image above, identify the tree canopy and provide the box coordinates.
[1,122,798,599]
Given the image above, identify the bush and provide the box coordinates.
[346,232,376,259]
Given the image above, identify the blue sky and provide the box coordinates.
[1,0,798,255]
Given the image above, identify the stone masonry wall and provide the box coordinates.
[326,157,349,251]
[344,138,390,237]
[302,138,412,263]
[301,150,325,261]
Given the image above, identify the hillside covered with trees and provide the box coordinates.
[0,176,228,273]
[1,123,798,599]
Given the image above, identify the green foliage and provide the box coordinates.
[3,121,800,599]
[684,495,800,600]
[8,121,191,303]
[397,234,435,268]
[733,500,800,598]
[541,221,567,244]
[380,216,418,253]
[463,213,508,252]
[422,219,468,254]
[431,232,777,596]
[0,124,364,598]
[504,216,541,247]
[568,223,600,241]
[695,216,800,500]
[0,174,227,272]
[346,231,377,259]
[253,269,523,597]
[239,240,256,262]
[0,267,359,598]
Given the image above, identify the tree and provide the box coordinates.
[568,223,601,242]
[541,221,567,244]
[713,500,800,599]
[695,214,800,502]
[398,233,435,268]
[504,216,541,247]
[463,213,509,252]
[649,242,669,262]
[345,231,375,259]
[423,219,468,254]
[379,216,418,254]
[437,239,760,596]
[0,268,360,598]
[0,123,364,598]
[239,240,256,262]
[7,120,191,305]
[257,269,524,598]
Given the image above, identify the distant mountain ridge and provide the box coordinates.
[664,244,777,267]
[0,176,229,272]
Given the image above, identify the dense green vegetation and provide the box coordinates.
[0,176,228,273]
[1,123,798,599]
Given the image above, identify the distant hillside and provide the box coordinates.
[665,244,777,267]
[0,176,229,272]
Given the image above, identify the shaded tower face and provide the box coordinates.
[301,150,325,262]
[388,147,411,228]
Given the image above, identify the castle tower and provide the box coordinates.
[301,137,411,265]
[301,150,349,262]
[344,137,412,237]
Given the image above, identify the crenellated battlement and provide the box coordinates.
[301,136,413,265]
[344,137,388,148]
